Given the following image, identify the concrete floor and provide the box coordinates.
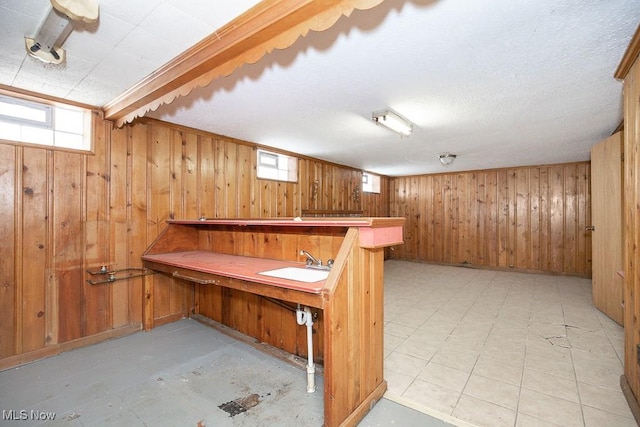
[0,318,453,426]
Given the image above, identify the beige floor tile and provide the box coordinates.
[521,367,579,402]
[525,334,572,361]
[417,361,470,392]
[393,337,439,361]
[384,369,416,396]
[384,351,428,374]
[383,333,404,353]
[416,322,456,338]
[524,352,575,381]
[451,320,493,336]
[462,373,519,410]
[515,412,564,427]
[563,312,603,330]
[381,261,628,427]
[578,381,635,418]
[528,321,567,340]
[385,321,418,339]
[402,379,460,415]
[473,356,523,387]
[529,312,565,325]
[582,405,638,427]
[571,348,622,390]
[490,318,529,337]
[385,308,433,328]
[480,345,525,369]
[452,394,516,427]
[498,306,531,321]
[484,331,527,351]
[518,388,583,427]
[567,330,619,358]
[429,348,478,373]
[441,334,486,354]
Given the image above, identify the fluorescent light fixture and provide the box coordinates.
[372,109,413,137]
[25,0,99,65]
[438,153,457,166]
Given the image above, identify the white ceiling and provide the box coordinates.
[1,0,638,176]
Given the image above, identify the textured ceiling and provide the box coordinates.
[0,0,261,104]
[1,0,639,176]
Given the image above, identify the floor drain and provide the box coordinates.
[218,393,260,417]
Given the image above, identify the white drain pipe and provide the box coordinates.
[296,304,316,393]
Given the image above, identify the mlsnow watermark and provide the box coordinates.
[2,410,56,421]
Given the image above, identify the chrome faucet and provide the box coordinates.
[300,250,322,267]
[299,250,334,270]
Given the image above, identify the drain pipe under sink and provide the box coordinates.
[296,304,316,393]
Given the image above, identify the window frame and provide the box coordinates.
[362,172,381,194]
[256,148,298,183]
[0,92,93,154]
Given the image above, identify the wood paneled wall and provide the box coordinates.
[0,115,388,366]
[0,94,595,369]
[389,163,592,276]
[622,47,640,404]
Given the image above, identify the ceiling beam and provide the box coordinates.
[103,0,385,127]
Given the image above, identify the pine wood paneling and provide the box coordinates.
[85,117,111,336]
[110,120,129,329]
[21,147,48,351]
[591,133,623,325]
[128,122,148,326]
[54,151,85,342]
[0,115,378,367]
[0,144,16,358]
[622,49,640,403]
[390,163,592,276]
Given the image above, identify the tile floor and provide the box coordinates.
[382,260,637,427]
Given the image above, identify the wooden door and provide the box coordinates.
[590,132,624,325]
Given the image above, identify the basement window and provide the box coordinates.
[0,94,92,152]
[362,172,381,194]
[257,149,298,182]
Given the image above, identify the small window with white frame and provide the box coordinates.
[0,94,92,152]
[362,172,381,194]
[257,148,298,182]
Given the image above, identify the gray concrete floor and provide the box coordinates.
[0,319,453,426]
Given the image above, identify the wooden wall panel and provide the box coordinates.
[390,163,592,276]
[53,151,84,342]
[0,144,16,358]
[21,148,48,352]
[109,120,130,329]
[622,51,640,403]
[0,107,593,370]
[0,115,379,366]
[85,117,111,337]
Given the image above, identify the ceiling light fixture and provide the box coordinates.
[438,153,457,166]
[25,0,99,65]
[372,109,413,137]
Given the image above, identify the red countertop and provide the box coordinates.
[142,251,327,293]
[167,217,405,228]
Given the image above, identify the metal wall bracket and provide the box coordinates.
[86,267,154,285]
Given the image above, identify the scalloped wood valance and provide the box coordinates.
[103,0,385,127]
